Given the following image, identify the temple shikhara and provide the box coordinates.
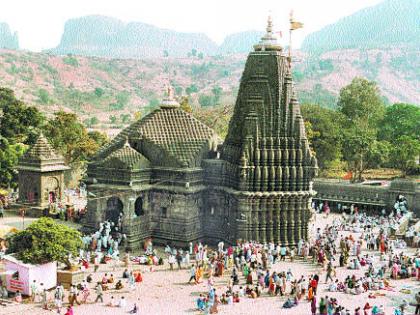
[82,17,318,250]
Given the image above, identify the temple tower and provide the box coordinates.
[219,17,318,245]
[17,134,70,211]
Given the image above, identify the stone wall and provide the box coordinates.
[313,178,419,216]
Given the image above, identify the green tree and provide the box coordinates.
[337,77,385,126]
[338,78,385,181]
[115,91,130,109]
[0,87,44,144]
[301,104,343,169]
[180,96,193,113]
[198,94,215,107]
[163,50,169,57]
[37,89,51,105]
[191,49,197,57]
[185,84,199,95]
[120,113,131,124]
[379,103,420,143]
[87,131,109,148]
[211,86,223,104]
[44,111,100,164]
[6,218,82,266]
[0,136,25,188]
[389,136,420,175]
[341,121,377,181]
[94,87,105,98]
[109,115,117,124]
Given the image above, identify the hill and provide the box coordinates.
[0,23,19,49]
[301,0,420,53]
[1,44,418,118]
[50,15,218,58]
[218,31,264,54]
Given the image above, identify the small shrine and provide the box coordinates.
[16,133,70,213]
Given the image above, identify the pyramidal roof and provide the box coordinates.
[95,106,220,168]
[17,134,70,172]
[101,140,150,169]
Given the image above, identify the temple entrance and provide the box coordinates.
[49,191,56,204]
[134,197,144,217]
[106,197,124,224]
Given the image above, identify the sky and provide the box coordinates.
[1,0,383,52]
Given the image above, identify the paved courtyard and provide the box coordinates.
[0,213,419,315]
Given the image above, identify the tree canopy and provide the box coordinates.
[6,217,83,265]
[44,111,103,165]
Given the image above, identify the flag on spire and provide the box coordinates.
[290,21,304,30]
[289,10,304,31]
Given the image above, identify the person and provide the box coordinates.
[54,286,63,314]
[30,280,38,302]
[41,288,48,310]
[64,306,74,315]
[14,290,22,303]
[311,296,317,315]
[415,291,420,315]
[69,285,80,306]
[122,269,130,278]
[129,302,139,314]
[188,264,196,284]
[119,296,127,308]
[115,280,124,290]
[94,282,103,303]
[0,199,4,218]
[135,271,143,283]
[106,296,117,307]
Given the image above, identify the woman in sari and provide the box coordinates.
[196,265,203,284]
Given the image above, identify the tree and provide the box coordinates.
[87,131,109,148]
[0,136,25,188]
[212,86,223,104]
[337,77,385,126]
[389,136,420,175]
[337,78,385,181]
[37,88,51,104]
[379,103,420,143]
[198,94,215,107]
[44,111,100,164]
[109,115,117,124]
[185,84,199,95]
[163,50,169,57]
[0,87,44,144]
[341,121,377,182]
[94,87,105,98]
[180,96,193,113]
[191,49,197,57]
[115,91,130,109]
[6,217,82,267]
[301,104,343,169]
[120,113,131,124]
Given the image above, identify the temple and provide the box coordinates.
[83,17,318,249]
[17,133,70,212]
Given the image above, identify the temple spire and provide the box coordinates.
[160,85,180,109]
[254,16,282,52]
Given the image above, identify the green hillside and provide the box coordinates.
[301,0,420,53]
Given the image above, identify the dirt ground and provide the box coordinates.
[0,213,419,315]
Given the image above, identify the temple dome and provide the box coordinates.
[93,94,220,168]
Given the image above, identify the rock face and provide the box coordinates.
[51,15,218,58]
[0,23,19,49]
[218,31,264,54]
[301,0,420,53]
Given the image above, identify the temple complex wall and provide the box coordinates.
[313,178,419,216]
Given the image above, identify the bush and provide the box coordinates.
[6,217,83,266]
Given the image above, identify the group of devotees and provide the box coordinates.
[1,203,419,315]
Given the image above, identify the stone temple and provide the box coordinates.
[83,18,318,250]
